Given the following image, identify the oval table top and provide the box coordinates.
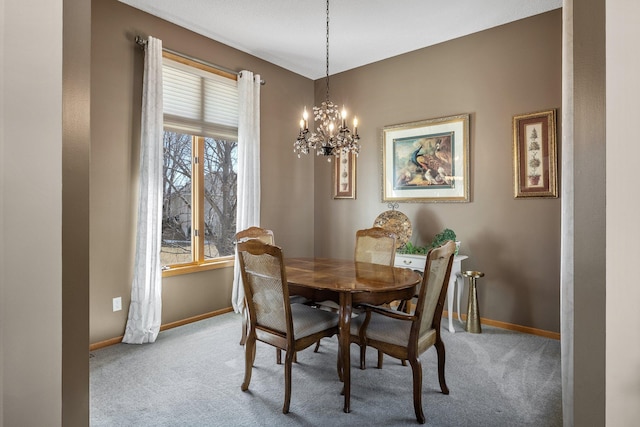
[285,257,421,295]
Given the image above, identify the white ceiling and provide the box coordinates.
[119,0,562,80]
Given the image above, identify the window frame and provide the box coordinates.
[161,52,238,277]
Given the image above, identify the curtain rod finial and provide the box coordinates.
[135,35,148,48]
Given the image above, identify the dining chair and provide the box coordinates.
[237,239,339,414]
[313,226,397,352]
[318,227,397,312]
[354,226,398,266]
[236,226,298,364]
[235,226,275,347]
[350,240,456,424]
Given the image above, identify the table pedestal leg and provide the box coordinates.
[339,292,352,413]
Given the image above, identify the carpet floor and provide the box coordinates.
[90,312,562,426]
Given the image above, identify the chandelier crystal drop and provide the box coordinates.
[293,0,360,161]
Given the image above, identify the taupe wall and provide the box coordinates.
[315,11,562,333]
[63,0,91,424]
[8,0,640,424]
[572,0,606,424]
[91,2,562,344]
[90,0,315,343]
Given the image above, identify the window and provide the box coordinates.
[161,53,238,273]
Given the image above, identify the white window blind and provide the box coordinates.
[162,58,239,140]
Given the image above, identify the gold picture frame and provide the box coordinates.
[382,114,470,202]
[513,109,558,198]
[333,151,356,199]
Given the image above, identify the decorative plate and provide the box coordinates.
[373,210,412,249]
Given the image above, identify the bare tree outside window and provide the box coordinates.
[161,131,237,266]
[162,131,193,265]
[203,136,237,259]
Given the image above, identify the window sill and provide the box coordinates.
[162,257,234,277]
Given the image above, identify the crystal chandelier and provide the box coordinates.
[294,0,360,161]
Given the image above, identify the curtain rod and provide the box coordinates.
[135,36,265,85]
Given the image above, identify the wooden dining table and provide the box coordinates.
[285,257,422,413]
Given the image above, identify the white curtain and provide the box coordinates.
[232,70,262,313]
[123,36,164,344]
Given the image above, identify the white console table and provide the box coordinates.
[394,253,468,333]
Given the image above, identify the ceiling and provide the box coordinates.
[119,0,562,80]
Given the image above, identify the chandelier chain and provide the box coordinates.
[325,0,330,102]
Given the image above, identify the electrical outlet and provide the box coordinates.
[112,297,122,312]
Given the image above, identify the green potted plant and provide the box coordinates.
[398,228,460,255]
[429,228,460,255]
[397,241,428,255]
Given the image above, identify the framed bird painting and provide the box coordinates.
[382,114,470,202]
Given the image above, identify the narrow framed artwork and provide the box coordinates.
[513,109,558,198]
[382,114,470,202]
[334,151,356,199]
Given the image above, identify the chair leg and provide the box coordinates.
[278,349,297,365]
[239,310,248,345]
[314,339,321,352]
[337,341,343,382]
[377,350,384,369]
[241,334,256,391]
[409,356,425,424]
[376,351,407,367]
[359,343,366,370]
[435,337,449,394]
[397,300,406,313]
[283,349,294,414]
[398,298,413,314]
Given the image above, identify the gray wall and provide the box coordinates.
[2,0,63,424]
[315,11,562,333]
[605,0,640,424]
